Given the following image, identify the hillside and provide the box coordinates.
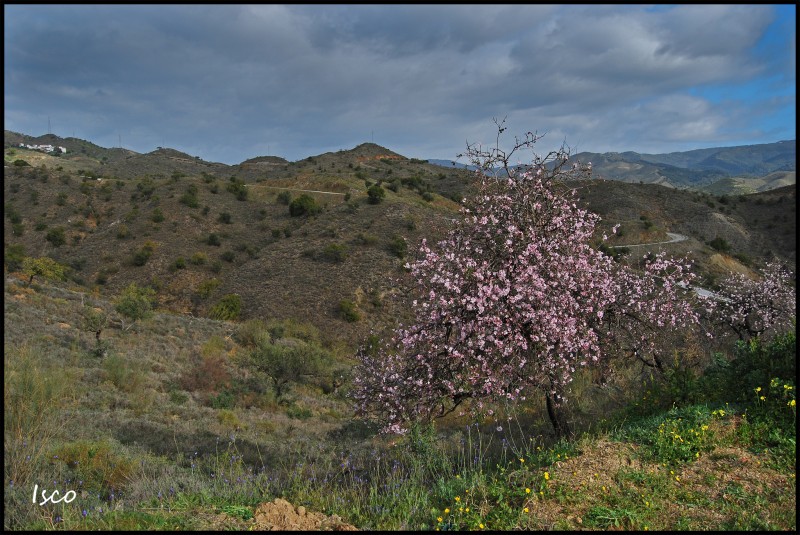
[4,133,796,345]
[4,130,796,531]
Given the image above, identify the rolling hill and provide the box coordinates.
[4,130,796,346]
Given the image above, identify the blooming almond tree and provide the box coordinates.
[354,126,706,437]
[713,262,796,342]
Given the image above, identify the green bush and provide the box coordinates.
[209,293,242,321]
[132,241,156,266]
[707,236,730,253]
[276,191,292,205]
[227,178,248,201]
[367,184,386,204]
[195,278,221,299]
[4,243,26,271]
[115,283,156,326]
[45,227,66,247]
[388,234,408,258]
[179,184,199,208]
[339,299,361,322]
[289,194,321,217]
[169,257,187,272]
[190,252,208,265]
[207,233,221,246]
[320,243,348,263]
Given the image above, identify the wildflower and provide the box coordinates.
[525,488,531,494]
[437,517,443,523]
[444,508,450,514]
[519,458,525,463]
[479,523,484,529]
[675,476,680,482]
[455,496,461,502]
[601,486,606,492]
[790,400,796,407]
[543,472,550,481]
[524,507,529,513]
[465,508,470,513]
[760,396,766,401]
[784,385,793,390]
[755,387,762,393]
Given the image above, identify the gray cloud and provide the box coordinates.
[4,4,795,164]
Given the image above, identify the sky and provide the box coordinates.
[4,4,796,165]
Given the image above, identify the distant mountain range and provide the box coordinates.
[428,140,796,193]
[4,129,794,194]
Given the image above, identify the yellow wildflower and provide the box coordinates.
[789,399,796,407]
[523,507,529,513]
[544,472,550,481]
[454,496,461,502]
[444,508,450,514]
[437,517,443,523]
[525,488,531,494]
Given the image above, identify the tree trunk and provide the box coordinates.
[546,392,573,440]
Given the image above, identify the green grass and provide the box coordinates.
[3,270,796,531]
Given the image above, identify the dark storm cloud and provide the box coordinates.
[4,4,795,164]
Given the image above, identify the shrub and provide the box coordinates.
[195,278,221,299]
[4,243,26,271]
[132,241,156,266]
[221,251,236,263]
[218,212,232,224]
[227,177,248,201]
[320,243,348,263]
[22,256,67,286]
[151,208,165,223]
[116,224,130,239]
[339,299,361,322]
[190,252,208,265]
[180,184,199,208]
[276,191,292,205]
[207,233,222,246]
[45,227,66,247]
[289,194,321,217]
[115,283,156,326]
[169,257,187,272]
[388,234,407,258]
[707,236,730,253]
[209,293,242,321]
[367,184,386,204]
[235,319,270,348]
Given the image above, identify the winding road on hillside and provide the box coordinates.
[609,232,689,249]
[608,231,731,302]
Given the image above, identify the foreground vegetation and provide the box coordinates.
[3,274,795,531]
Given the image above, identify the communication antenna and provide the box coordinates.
[48,116,51,134]
[119,134,122,148]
